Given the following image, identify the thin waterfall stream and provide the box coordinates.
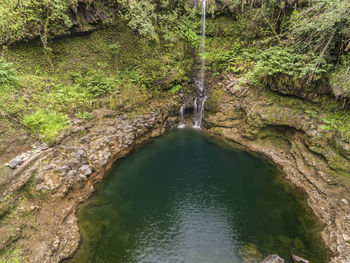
[193,0,207,128]
[179,0,207,129]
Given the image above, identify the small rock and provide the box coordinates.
[29,206,35,212]
[43,164,53,171]
[341,198,349,205]
[260,255,284,263]
[35,172,44,183]
[77,149,86,158]
[66,170,76,179]
[67,158,80,170]
[52,236,60,250]
[9,156,25,169]
[79,165,92,177]
[292,255,309,263]
[77,173,87,183]
[342,233,350,242]
[4,163,9,167]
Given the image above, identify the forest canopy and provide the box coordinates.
[0,0,350,99]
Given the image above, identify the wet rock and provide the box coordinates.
[260,255,285,263]
[9,156,24,169]
[239,243,263,263]
[292,255,309,263]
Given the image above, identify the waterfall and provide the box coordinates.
[178,104,186,128]
[193,0,207,129]
[178,0,207,129]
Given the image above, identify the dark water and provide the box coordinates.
[70,129,328,263]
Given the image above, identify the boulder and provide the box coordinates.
[8,156,24,169]
[260,255,285,263]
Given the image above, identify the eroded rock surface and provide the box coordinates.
[0,100,178,262]
[206,74,350,263]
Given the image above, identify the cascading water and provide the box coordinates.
[193,0,207,128]
[178,104,186,129]
[178,0,207,129]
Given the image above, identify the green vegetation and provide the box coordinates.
[23,110,70,143]
[204,0,350,100]
[0,22,193,143]
[1,0,350,141]
[0,60,17,85]
[0,248,25,263]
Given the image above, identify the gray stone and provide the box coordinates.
[292,255,309,263]
[77,149,86,158]
[67,158,80,170]
[79,165,92,177]
[9,156,24,169]
[66,170,76,179]
[77,173,87,183]
[35,172,44,183]
[260,255,285,263]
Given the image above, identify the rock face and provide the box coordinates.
[260,255,285,263]
[0,100,178,263]
[206,73,350,263]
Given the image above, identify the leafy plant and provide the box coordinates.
[0,59,17,85]
[77,70,115,97]
[23,110,70,143]
[247,47,332,87]
[169,84,182,93]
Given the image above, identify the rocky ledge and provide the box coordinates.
[1,76,350,262]
[205,74,350,262]
[0,98,178,262]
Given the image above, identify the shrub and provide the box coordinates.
[76,70,115,97]
[248,47,332,87]
[23,110,70,143]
